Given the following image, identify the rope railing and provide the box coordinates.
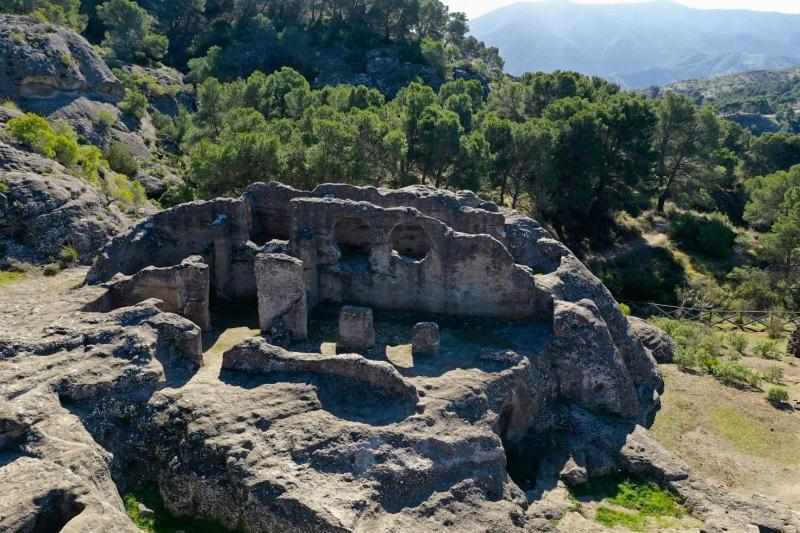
[625,301,800,332]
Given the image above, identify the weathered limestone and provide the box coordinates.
[412,322,439,355]
[288,197,552,320]
[255,253,307,341]
[338,306,375,350]
[95,256,211,330]
[221,337,419,404]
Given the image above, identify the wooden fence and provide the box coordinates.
[627,301,800,332]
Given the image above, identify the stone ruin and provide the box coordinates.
[2,182,798,532]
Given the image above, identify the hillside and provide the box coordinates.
[664,66,800,133]
[470,0,800,88]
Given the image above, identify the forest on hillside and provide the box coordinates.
[2,0,800,315]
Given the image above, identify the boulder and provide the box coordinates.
[0,14,122,101]
[627,316,676,363]
[412,322,440,355]
[0,141,130,263]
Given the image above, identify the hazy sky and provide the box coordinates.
[444,0,800,19]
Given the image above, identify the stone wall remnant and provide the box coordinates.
[93,256,211,330]
[338,306,375,350]
[255,253,307,342]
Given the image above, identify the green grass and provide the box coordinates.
[708,406,799,465]
[123,485,238,533]
[0,271,23,285]
[570,473,684,530]
[595,506,647,530]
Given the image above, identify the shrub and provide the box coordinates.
[669,210,736,259]
[43,263,61,276]
[118,89,148,119]
[619,303,631,316]
[93,109,117,129]
[594,247,686,305]
[712,361,760,387]
[104,142,139,177]
[0,98,19,110]
[2,258,29,272]
[728,333,748,358]
[766,386,789,405]
[58,245,80,267]
[754,339,781,360]
[7,113,80,166]
[767,315,785,339]
[0,179,9,195]
[762,365,784,384]
[673,348,699,371]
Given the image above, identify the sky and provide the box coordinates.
[443,0,800,19]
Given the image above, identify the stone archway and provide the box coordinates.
[390,223,431,262]
[334,217,373,259]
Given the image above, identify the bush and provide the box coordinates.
[58,244,80,267]
[2,258,29,272]
[728,333,748,358]
[762,365,784,384]
[594,248,686,306]
[712,361,760,387]
[669,210,736,259]
[619,303,631,316]
[766,386,789,405]
[767,315,785,339]
[93,109,117,129]
[118,90,148,119]
[754,339,781,360]
[43,263,61,276]
[0,179,9,195]
[7,113,80,166]
[104,142,139,177]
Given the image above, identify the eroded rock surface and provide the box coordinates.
[1,183,797,532]
[0,140,131,262]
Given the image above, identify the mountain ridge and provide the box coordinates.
[470,0,800,87]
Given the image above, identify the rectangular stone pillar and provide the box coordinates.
[255,253,307,341]
[338,306,375,350]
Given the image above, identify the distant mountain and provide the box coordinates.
[470,0,800,88]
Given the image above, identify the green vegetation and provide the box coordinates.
[58,244,79,266]
[0,0,87,31]
[570,473,684,531]
[123,485,237,533]
[595,506,647,530]
[6,112,146,210]
[42,262,60,276]
[753,339,781,360]
[96,0,167,61]
[766,386,789,405]
[668,67,800,134]
[117,89,148,119]
[92,108,116,129]
[0,270,23,285]
[104,141,139,176]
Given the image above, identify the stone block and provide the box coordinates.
[412,322,439,355]
[255,253,307,342]
[338,306,375,350]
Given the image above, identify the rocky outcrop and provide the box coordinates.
[0,14,122,101]
[0,297,202,532]
[627,315,676,363]
[0,140,130,263]
[1,184,794,532]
